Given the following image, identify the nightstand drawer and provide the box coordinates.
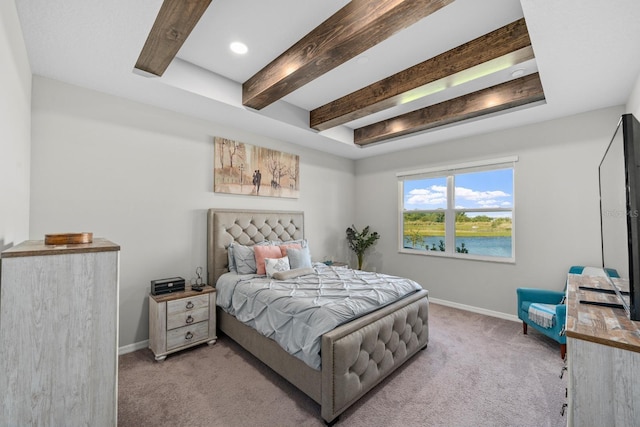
[166,321,209,351]
[167,306,209,330]
[167,293,209,315]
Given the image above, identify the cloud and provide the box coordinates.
[406,185,446,206]
[406,185,512,209]
[454,187,511,209]
[455,187,510,202]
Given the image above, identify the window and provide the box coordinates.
[398,157,516,262]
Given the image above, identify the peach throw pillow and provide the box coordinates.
[254,245,284,275]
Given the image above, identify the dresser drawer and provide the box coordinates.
[167,293,209,315]
[166,321,209,351]
[167,306,209,330]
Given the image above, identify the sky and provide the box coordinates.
[404,168,513,211]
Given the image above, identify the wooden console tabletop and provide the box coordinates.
[566,273,640,353]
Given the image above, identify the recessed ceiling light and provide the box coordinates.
[511,68,525,78]
[230,42,248,55]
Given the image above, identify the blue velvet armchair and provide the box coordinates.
[517,266,618,359]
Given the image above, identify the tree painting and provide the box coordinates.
[213,137,300,198]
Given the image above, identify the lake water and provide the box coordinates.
[406,236,512,258]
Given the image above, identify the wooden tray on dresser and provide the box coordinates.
[44,232,93,245]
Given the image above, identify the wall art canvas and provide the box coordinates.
[213,137,300,198]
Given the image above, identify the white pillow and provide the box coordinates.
[265,256,290,278]
[581,266,607,277]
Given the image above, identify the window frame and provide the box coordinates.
[397,156,517,263]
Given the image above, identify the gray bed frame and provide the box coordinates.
[207,209,429,424]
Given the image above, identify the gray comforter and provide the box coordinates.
[216,263,423,370]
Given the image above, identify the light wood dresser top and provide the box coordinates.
[1,238,120,258]
[566,273,640,353]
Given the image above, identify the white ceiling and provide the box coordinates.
[14,0,640,159]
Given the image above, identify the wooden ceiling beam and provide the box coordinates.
[135,0,212,77]
[311,18,533,131]
[242,0,454,110]
[354,72,545,146]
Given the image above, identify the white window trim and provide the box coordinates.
[397,156,517,263]
[396,156,518,178]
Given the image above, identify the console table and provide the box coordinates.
[565,273,640,426]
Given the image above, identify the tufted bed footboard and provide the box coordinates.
[217,289,428,424]
[207,209,429,424]
[321,289,429,423]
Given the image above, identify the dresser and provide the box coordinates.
[0,238,120,427]
[149,286,217,361]
[565,273,640,426]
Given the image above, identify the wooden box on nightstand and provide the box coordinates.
[149,286,217,361]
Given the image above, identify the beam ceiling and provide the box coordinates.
[241,0,454,110]
[354,72,545,146]
[310,18,533,131]
[135,0,212,77]
[134,1,545,149]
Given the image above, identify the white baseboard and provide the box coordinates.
[117,300,518,355]
[429,297,519,323]
[119,340,148,355]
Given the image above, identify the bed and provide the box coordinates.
[207,209,429,424]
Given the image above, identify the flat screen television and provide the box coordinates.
[599,113,640,321]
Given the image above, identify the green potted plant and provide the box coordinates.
[346,225,380,270]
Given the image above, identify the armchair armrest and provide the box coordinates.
[517,288,565,305]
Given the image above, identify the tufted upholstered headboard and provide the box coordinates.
[207,209,304,286]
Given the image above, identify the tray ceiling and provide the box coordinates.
[15,0,640,159]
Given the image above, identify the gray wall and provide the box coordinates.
[354,106,624,317]
[14,18,640,346]
[628,71,640,117]
[26,75,628,344]
[29,77,356,349]
[0,2,31,249]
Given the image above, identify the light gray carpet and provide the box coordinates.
[118,303,567,427]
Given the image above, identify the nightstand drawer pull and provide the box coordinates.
[165,321,209,351]
[167,294,208,316]
[167,307,209,330]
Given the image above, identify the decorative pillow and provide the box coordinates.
[286,246,312,269]
[272,267,314,280]
[278,243,302,257]
[265,256,290,278]
[581,266,607,277]
[254,245,284,275]
[275,239,308,248]
[230,242,271,274]
[227,243,237,273]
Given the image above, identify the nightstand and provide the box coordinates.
[148,285,217,361]
[330,262,349,267]
[324,261,348,267]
